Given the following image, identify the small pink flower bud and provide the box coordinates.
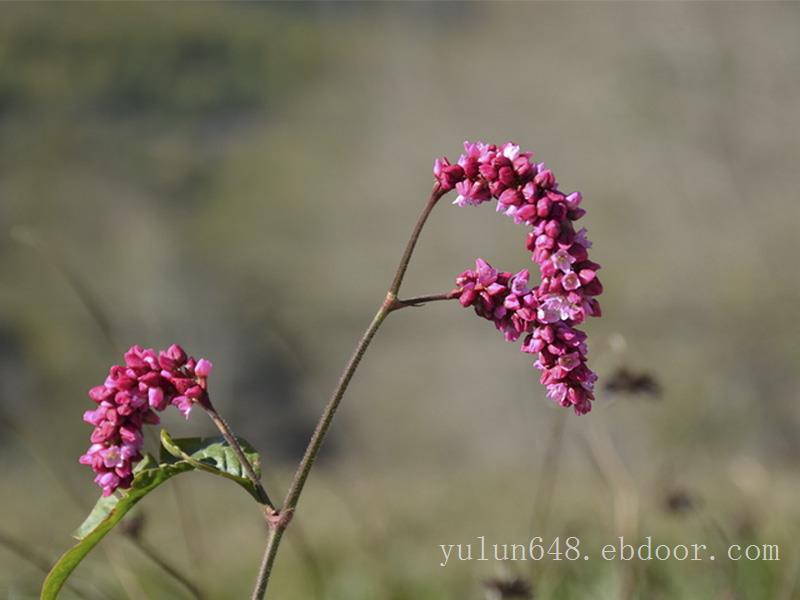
[148,387,166,410]
[498,188,523,207]
[195,358,213,378]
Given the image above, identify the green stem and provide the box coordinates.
[250,185,447,599]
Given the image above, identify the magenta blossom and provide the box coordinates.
[79,344,213,496]
[436,141,602,414]
[454,259,538,343]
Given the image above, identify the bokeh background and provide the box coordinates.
[2,3,799,599]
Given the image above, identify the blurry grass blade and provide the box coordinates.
[43,432,262,599]
[159,429,263,502]
[10,225,119,352]
[0,530,95,600]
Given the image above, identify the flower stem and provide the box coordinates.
[203,405,276,511]
[250,185,446,599]
[388,184,445,295]
[390,291,458,311]
[251,303,388,600]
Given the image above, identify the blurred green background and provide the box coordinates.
[1,3,799,599]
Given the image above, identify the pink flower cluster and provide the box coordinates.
[79,344,214,496]
[436,141,602,414]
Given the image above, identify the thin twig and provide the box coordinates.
[251,303,389,599]
[390,291,457,310]
[529,410,568,534]
[170,478,206,579]
[522,411,568,589]
[0,405,86,508]
[0,530,97,600]
[250,185,446,599]
[778,550,800,600]
[582,423,639,600]
[0,530,51,574]
[256,331,334,599]
[280,521,326,599]
[11,226,119,354]
[699,514,739,593]
[388,184,444,296]
[126,537,204,600]
[103,543,150,600]
[203,405,276,511]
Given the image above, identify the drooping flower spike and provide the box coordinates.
[435,141,602,415]
[79,344,213,495]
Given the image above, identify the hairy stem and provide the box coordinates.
[203,406,275,511]
[390,291,457,311]
[251,303,389,600]
[388,185,444,295]
[250,185,446,599]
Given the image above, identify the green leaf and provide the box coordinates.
[159,429,263,502]
[42,431,262,599]
[42,456,190,599]
[71,457,189,540]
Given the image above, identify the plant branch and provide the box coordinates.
[388,184,445,295]
[251,303,389,600]
[390,291,457,311]
[250,184,446,599]
[203,405,276,511]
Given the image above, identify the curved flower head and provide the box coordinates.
[80,344,214,495]
[439,140,602,414]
